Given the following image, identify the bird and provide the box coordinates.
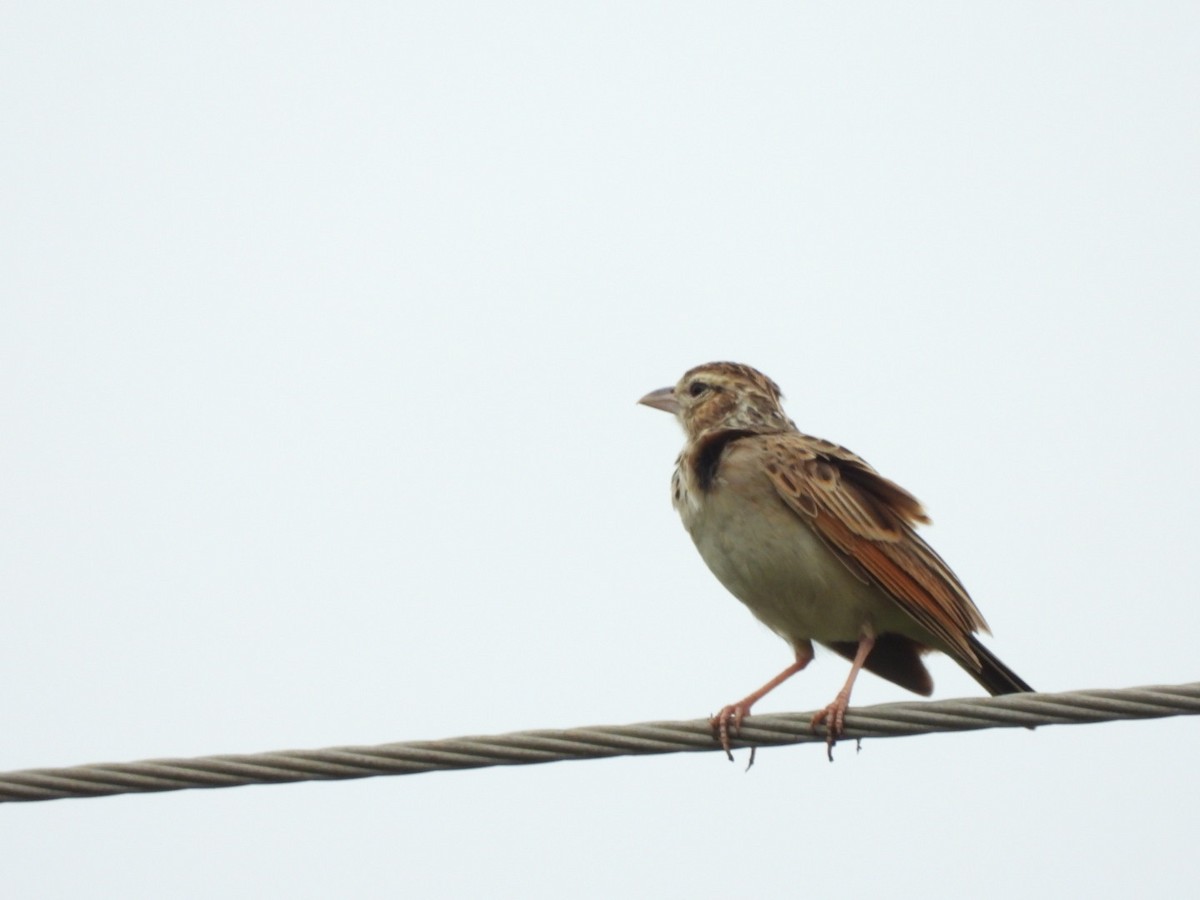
[639,361,1033,759]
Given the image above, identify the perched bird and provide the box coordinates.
[639,362,1032,758]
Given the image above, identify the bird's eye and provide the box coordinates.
[688,381,710,397]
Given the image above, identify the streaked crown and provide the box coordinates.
[650,362,796,438]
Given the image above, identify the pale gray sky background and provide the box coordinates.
[3,3,1198,897]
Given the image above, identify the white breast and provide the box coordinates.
[672,444,914,648]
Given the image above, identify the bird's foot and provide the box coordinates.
[810,691,851,762]
[710,703,751,761]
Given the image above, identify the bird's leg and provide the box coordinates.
[711,642,814,761]
[811,631,876,761]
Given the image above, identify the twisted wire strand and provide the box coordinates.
[2,681,1196,804]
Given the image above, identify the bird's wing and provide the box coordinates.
[759,432,988,663]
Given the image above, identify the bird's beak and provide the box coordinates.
[638,386,680,414]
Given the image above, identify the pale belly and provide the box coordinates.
[678,465,928,649]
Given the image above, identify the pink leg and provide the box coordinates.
[811,632,876,760]
[711,642,814,760]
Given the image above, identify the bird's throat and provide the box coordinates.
[688,429,757,493]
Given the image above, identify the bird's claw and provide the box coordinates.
[810,694,850,762]
[710,703,748,761]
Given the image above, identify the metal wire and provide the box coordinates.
[2,681,1196,804]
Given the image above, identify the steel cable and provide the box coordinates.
[2,681,1196,803]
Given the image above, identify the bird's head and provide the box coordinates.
[638,362,795,439]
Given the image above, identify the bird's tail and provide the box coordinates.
[967,635,1034,695]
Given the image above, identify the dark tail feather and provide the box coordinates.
[827,634,934,697]
[967,635,1034,695]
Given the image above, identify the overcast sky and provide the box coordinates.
[3,3,1198,897]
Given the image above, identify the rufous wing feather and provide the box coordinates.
[761,433,989,668]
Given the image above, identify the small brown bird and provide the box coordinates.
[640,362,1032,758]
